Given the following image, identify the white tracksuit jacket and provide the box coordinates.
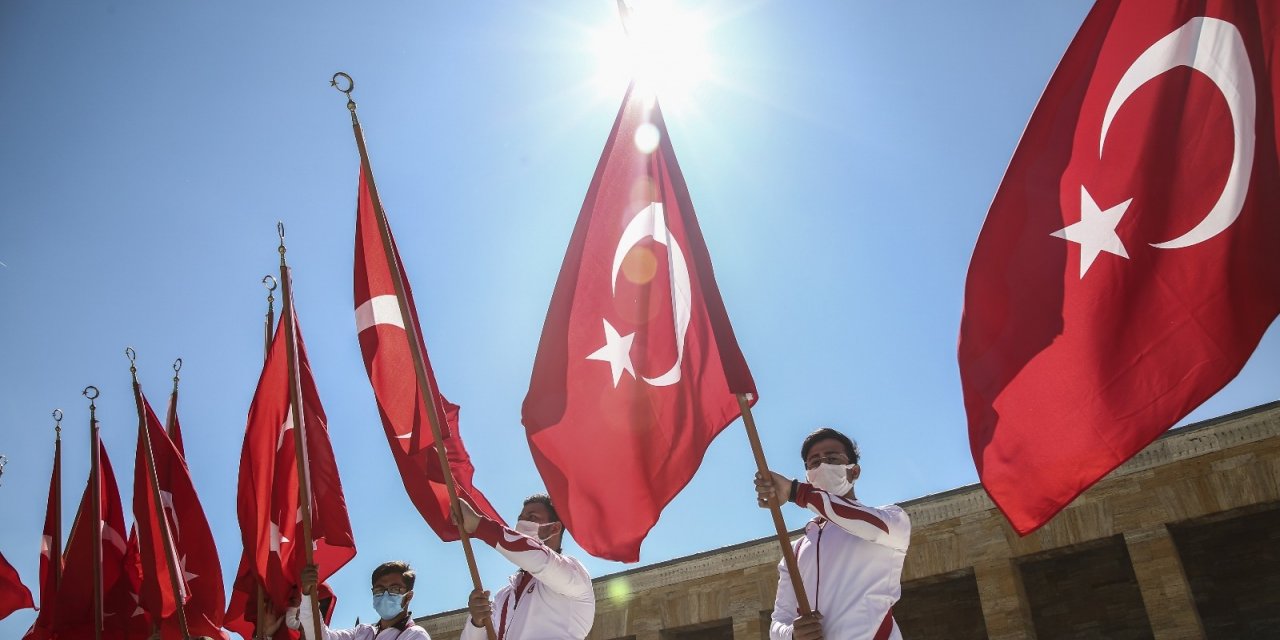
[770,482,911,640]
[459,517,595,640]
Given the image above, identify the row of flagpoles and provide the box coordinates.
[1,58,805,638]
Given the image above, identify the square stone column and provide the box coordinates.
[974,558,1037,640]
[732,611,764,640]
[1123,525,1205,640]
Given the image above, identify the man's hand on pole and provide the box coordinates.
[755,470,791,509]
[793,612,824,640]
[300,563,318,596]
[452,498,482,535]
[467,587,493,628]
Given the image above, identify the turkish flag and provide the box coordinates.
[232,296,356,625]
[22,438,60,640]
[52,439,138,639]
[960,0,1280,535]
[523,83,756,562]
[0,551,34,621]
[132,386,229,639]
[226,569,338,640]
[352,168,503,540]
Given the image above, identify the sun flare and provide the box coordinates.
[590,0,716,113]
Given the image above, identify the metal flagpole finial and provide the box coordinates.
[82,385,99,410]
[0,454,7,487]
[331,72,356,115]
[53,408,63,436]
[125,346,139,381]
[172,357,182,390]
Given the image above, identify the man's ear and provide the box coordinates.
[403,590,414,609]
[848,463,861,482]
[548,521,565,537]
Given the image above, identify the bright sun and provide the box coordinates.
[590,0,716,113]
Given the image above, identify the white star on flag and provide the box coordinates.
[586,319,635,387]
[1051,186,1133,277]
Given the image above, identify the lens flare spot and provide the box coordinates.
[621,246,659,286]
[605,577,634,603]
[634,122,660,154]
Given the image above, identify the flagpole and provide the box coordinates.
[52,409,64,592]
[263,275,277,360]
[257,275,275,640]
[737,394,812,616]
[127,349,193,640]
[83,385,103,640]
[275,223,327,640]
[165,358,182,441]
[331,72,498,640]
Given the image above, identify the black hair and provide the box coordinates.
[800,427,860,464]
[522,493,561,523]
[371,561,415,591]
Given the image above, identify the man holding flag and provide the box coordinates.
[755,428,911,640]
[455,494,594,640]
[295,561,431,640]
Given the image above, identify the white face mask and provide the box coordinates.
[514,519,555,542]
[806,463,855,497]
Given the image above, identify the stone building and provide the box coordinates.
[420,402,1280,640]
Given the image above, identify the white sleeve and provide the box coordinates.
[793,483,911,551]
[769,554,798,640]
[297,594,360,640]
[472,519,593,600]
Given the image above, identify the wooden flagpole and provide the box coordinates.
[52,409,64,591]
[737,394,812,615]
[165,358,182,440]
[275,223,326,640]
[127,348,193,639]
[83,385,103,640]
[331,72,497,640]
[256,275,276,639]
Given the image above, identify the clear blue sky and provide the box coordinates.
[2,1,1276,637]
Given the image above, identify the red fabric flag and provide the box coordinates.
[352,167,503,540]
[0,551,34,621]
[22,438,61,640]
[52,440,138,639]
[230,303,356,630]
[960,0,1280,535]
[133,388,228,639]
[522,83,757,562]
[226,569,338,640]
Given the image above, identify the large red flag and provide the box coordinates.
[229,304,356,633]
[53,440,138,639]
[0,551,34,621]
[22,435,61,640]
[523,83,757,562]
[352,168,503,540]
[133,387,228,639]
[960,0,1280,535]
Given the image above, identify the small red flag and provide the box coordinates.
[132,388,228,639]
[523,83,757,562]
[0,551,34,621]
[960,0,1280,534]
[52,440,138,638]
[231,303,356,624]
[22,437,61,640]
[353,167,503,540]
